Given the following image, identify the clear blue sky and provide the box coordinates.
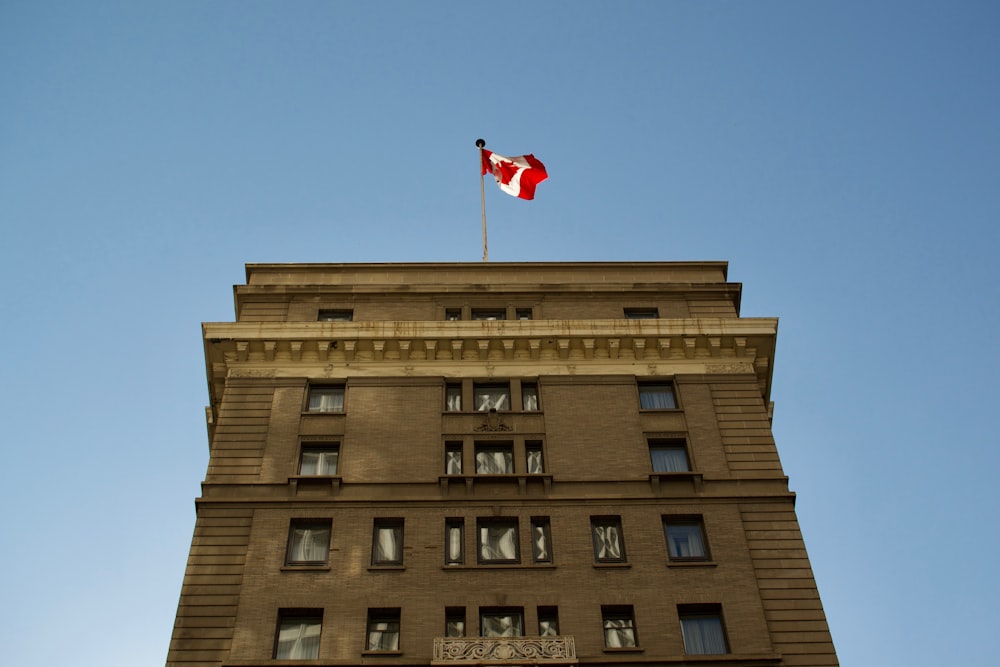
[1,2,997,665]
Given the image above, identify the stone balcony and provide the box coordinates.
[432,636,578,666]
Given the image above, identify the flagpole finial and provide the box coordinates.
[475,138,486,148]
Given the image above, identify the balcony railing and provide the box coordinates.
[432,636,577,665]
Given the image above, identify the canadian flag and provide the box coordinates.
[481,150,548,200]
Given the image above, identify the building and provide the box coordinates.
[166,261,838,667]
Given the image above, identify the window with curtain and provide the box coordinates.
[445,384,462,411]
[526,444,544,474]
[664,520,708,560]
[521,383,539,411]
[286,520,331,565]
[445,608,466,637]
[591,517,626,562]
[471,308,506,320]
[372,520,403,565]
[649,442,691,472]
[307,386,345,412]
[602,607,637,648]
[480,608,524,637]
[473,383,510,411]
[299,445,339,475]
[445,308,462,321]
[366,609,400,651]
[445,444,463,475]
[477,519,519,563]
[275,611,322,659]
[475,444,513,474]
[445,519,464,565]
[531,517,552,563]
[638,383,677,409]
[537,607,559,636]
[515,308,533,320]
[679,607,728,655]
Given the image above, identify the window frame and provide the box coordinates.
[445,441,463,475]
[473,382,511,412]
[602,605,638,649]
[371,519,404,566]
[638,382,678,410]
[317,308,353,322]
[445,383,463,412]
[537,606,559,636]
[445,607,466,637]
[445,308,463,321]
[479,607,525,637]
[306,385,345,413]
[285,519,332,566]
[445,518,465,566]
[365,608,401,652]
[663,517,710,562]
[274,609,323,660]
[525,441,544,474]
[515,308,533,320]
[298,443,340,476]
[521,382,540,411]
[530,517,552,563]
[474,442,514,475]
[678,605,729,655]
[471,308,507,321]
[648,439,692,473]
[476,518,521,564]
[591,516,627,563]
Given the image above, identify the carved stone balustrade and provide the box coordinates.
[432,636,577,666]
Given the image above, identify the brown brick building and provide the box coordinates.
[166,261,838,667]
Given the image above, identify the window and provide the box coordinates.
[530,517,552,563]
[679,606,728,655]
[638,383,676,409]
[649,441,691,472]
[602,606,637,648]
[307,385,345,413]
[372,519,404,565]
[591,517,626,562]
[445,442,463,475]
[318,309,353,321]
[299,444,339,475]
[471,308,506,320]
[475,443,513,474]
[664,519,709,561]
[366,609,401,652]
[515,308,533,320]
[474,382,510,411]
[275,609,322,659]
[445,608,466,637]
[445,384,462,411]
[445,308,462,321]
[537,607,559,636]
[477,519,519,563]
[286,520,331,565]
[624,308,658,319]
[526,442,544,474]
[445,518,464,565]
[480,608,524,637]
[521,383,539,411]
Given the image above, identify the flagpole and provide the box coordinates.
[476,138,488,262]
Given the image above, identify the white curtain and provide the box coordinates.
[300,449,338,475]
[446,451,463,475]
[650,447,689,472]
[639,387,676,409]
[526,450,544,474]
[446,389,462,411]
[288,526,329,562]
[667,525,705,558]
[376,527,400,563]
[532,524,550,562]
[475,388,510,411]
[309,389,344,412]
[522,387,539,411]
[479,525,517,561]
[446,619,465,637]
[681,616,726,654]
[482,613,523,637]
[594,524,622,560]
[446,525,463,564]
[276,618,321,659]
[603,618,636,647]
[476,450,512,474]
[539,620,558,636]
[367,621,400,651]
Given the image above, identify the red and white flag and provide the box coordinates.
[481,150,548,200]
